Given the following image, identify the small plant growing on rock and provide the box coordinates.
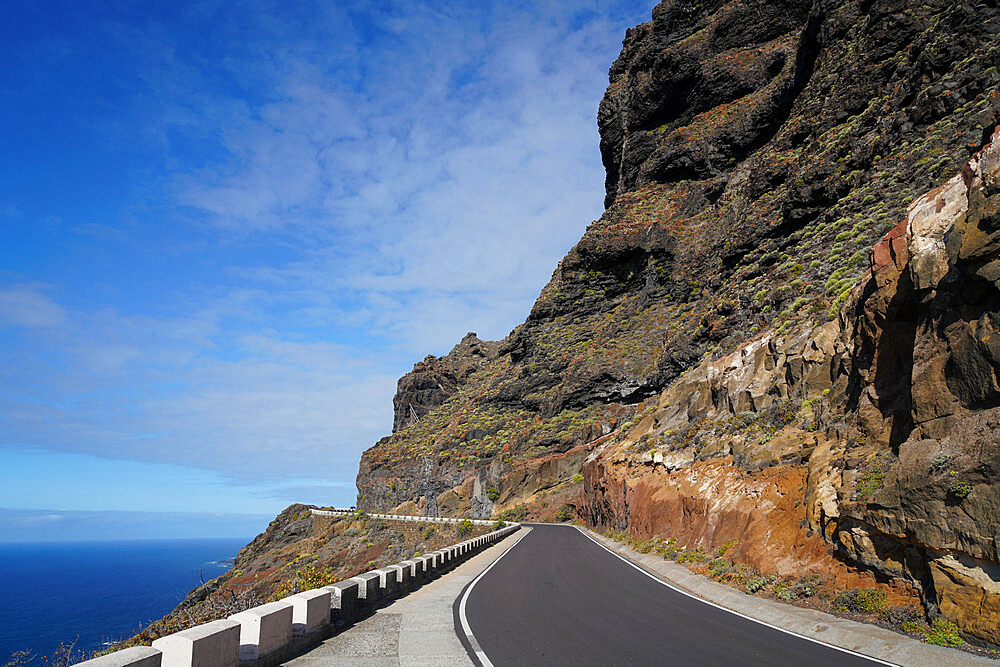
[774,581,797,600]
[499,504,528,522]
[745,574,777,594]
[708,558,730,579]
[947,479,972,499]
[714,539,736,557]
[884,604,923,631]
[853,453,893,502]
[422,525,435,539]
[554,504,575,522]
[832,588,887,615]
[492,520,506,530]
[791,575,821,598]
[930,454,953,471]
[457,519,474,537]
[923,618,965,647]
[571,473,584,483]
[676,547,707,563]
[486,487,500,501]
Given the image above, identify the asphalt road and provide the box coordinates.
[459,524,883,667]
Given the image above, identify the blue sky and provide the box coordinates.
[0,0,655,541]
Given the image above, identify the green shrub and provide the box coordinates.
[676,547,707,563]
[729,563,756,585]
[745,574,776,594]
[885,604,923,629]
[499,504,528,522]
[486,487,500,502]
[492,520,506,530]
[947,479,972,499]
[832,588,887,615]
[457,519,474,537]
[708,558,730,579]
[791,576,820,598]
[714,540,736,557]
[923,619,965,647]
[930,454,953,471]
[571,473,584,484]
[554,504,574,522]
[775,581,797,600]
[854,453,893,501]
[422,525,435,539]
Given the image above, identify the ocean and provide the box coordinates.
[0,538,249,662]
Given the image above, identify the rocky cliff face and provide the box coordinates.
[356,0,1000,644]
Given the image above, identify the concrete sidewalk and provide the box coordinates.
[580,527,996,666]
[284,529,527,666]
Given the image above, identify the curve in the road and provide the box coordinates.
[457,523,889,667]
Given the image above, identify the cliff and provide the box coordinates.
[356,0,1000,645]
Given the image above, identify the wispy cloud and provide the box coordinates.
[0,1,656,514]
[0,284,66,328]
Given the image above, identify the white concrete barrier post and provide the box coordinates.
[324,580,359,623]
[228,601,293,661]
[416,554,434,582]
[388,563,411,593]
[151,619,240,667]
[399,559,419,588]
[285,588,331,636]
[374,567,398,600]
[351,571,381,609]
[425,553,441,578]
[76,646,162,667]
[429,550,445,573]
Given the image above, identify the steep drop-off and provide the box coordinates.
[356,0,1000,644]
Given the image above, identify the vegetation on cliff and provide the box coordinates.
[96,505,487,654]
[356,0,1000,648]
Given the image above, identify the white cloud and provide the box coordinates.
[0,1,658,502]
[0,284,66,328]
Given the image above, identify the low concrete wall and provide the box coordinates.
[311,509,499,526]
[77,522,520,667]
[151,618,240,667]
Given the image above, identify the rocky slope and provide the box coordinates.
[107,506,487,650]
[356,0,1000,645]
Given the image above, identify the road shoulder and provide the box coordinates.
[287,529,528,666]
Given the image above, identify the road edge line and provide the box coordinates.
[574,525,899,667]
[455,526,532,667]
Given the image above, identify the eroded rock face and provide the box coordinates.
[582,127,1000,643]
[353,0,1000,643]
[391,333,498,433]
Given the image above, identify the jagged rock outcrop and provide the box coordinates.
[390,333,497,433]
[355,0,1000,644]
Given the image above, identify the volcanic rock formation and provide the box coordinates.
[357,0,1000,643]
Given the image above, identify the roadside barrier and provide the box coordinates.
[77,520,520,667]
[311,509,499,526]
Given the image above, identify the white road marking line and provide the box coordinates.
[458,526,533,667]
[575,526,899,667]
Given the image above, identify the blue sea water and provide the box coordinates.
[0,538,249,662]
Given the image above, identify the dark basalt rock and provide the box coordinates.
[355,0,1000,641]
